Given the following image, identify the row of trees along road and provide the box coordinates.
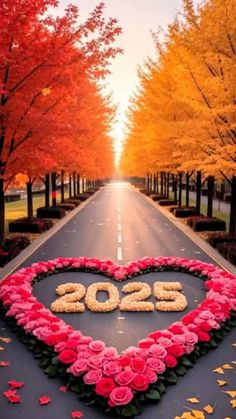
[0,0,122,245]
[120,0,236,236]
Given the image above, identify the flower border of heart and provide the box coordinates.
[0,256,235,417]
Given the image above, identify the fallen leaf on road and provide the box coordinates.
[8,380,25,389]
[230,400,236,408]
[3,389,17,398]
[217,380,227,386]
[203,405,214,414]
[71,411,84,418]
[0,337,12,343]
[59,385,68,392]
[0,361,10,366]
[191,410,205,419]
[222,364,233,370]
[0,346,4,350]
[187,397,200,404]
[213,367,224,374]
[38,395,51,405]
[224,391,236,398]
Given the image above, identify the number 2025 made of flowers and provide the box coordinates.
[50,281,188,313]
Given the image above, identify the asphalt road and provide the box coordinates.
[0,182,235,419]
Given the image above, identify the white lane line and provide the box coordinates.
[118,206,121,212]
[118,223,122,232]
[117,246,123,261]
[118,234,122,244]
[118,214,121,222]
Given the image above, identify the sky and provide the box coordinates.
[56,1,198,163]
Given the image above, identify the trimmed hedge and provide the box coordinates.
[217,242,236,265]
[9,217,53,234]
[173,207,198,218]
[74,193,91,201]
[57,203,76,211]
[158,199,177,206]
[0,236,30,267]
[151,194,167,201]
[188,216,226,232]
[139,189,153,196]
[64,199,80,207]
[207,232,236,248]
[37,206,65,219]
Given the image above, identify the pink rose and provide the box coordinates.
[67,359,88,376]
[184,332,198,345]
[103,347,118,360]
[145,369,158,383]
[115,370,136,386]
[88,355,104,369]
[146,357,166,373]
[103,361,121,376]
[158,337,172,347]
[149,344,167,359]
[83,369,102,385]
[89,340,105,353]
[108,386,133,406]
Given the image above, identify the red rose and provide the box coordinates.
[197,331,211,342]
[168,325,184,334]
[138,338,155,349]
[131,357,146,373]
[58,349,77,364]
[131,374,149,392]
[168,344,184,358]
[148,331,162,340]
[95,378,116,398]
[45,333,68,346]
[164,355,177,368]
[119,356,131,367]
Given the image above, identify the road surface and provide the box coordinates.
[0,183,235,419]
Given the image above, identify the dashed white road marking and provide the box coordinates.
[118,214,121,222]
[117,246,123,261]
[118,234,122,244]
[118,223,122,232]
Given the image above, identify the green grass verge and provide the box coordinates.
[5,190,69,233]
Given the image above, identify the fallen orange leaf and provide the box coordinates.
[187,397,200,404]
[217,380,227,386]
[230,400,236,408]
[213,367,224,374]
[224,391,236,398]
[222,364,233,370]
[192,410,205,419]
[203,405,214,414]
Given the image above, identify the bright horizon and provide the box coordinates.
[56,1,199,164]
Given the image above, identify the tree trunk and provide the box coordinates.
[186,172,190,207]
[153,173,157,193]
[163,172,167,196]
[207,176,214,218]
[0,178,5,246]
[83,177,86,192]
[61,170,65,203]
[166,173,170,198]
[69,174,72,198]
[26,181,33,219]
[178,172,183,207]
[77,174,80,195]
[45,174,50,207]
[173,175,177,203]
[160,172,164,196]
[156,173,159,194]
[51,172,57,206]
[73,172,76,197]
[196,171,202,215]
[229,176,236,237]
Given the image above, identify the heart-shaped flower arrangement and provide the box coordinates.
[0,256,235,418]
